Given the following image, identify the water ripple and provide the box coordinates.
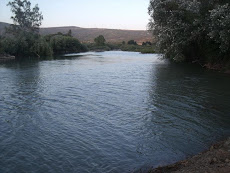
[1,51,230,173]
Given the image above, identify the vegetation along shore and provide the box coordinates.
[148,0,230,72]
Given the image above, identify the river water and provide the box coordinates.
[0,51,230,173]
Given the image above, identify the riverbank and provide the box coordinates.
[203,63,230,74]
[148,138,230,173]
[0,54,15,61]
[85,43,155,54]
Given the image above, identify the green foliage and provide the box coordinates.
[94,35,106,46]
[67,29,72,37]
[1,32,53,57]
[148,0,230,65]
[0,37,17,55]
[3,1,87,58]
[32,37,53,57]
[127,40,137,45]
[106,43,121,50]
[209,3,230,53]
[3,0,49,57]
[85,43,111,52]
[2,32,34,56]
[120,44,155,54]
[7,0,43,34]
[50,35,88,54]
[86,42,155,54]
[142,41,152,46]
[0,36,4,54]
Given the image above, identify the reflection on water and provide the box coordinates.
[0,51,230,173]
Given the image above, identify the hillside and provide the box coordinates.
[0,22,153,44]
[0,22,10,35]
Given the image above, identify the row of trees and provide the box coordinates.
[93,35,153,47]
[122,40,152,46]
[0,0,87,58]
[148,0,230,65]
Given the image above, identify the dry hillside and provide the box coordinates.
[0,22,153,44]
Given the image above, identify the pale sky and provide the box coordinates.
[0,0,150,30]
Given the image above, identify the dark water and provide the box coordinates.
[0,51,230,173]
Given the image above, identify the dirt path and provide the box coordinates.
[148,138,230,173]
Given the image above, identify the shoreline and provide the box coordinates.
[0,54,15,61]
[148,137,230,173]
[204,63,230,74]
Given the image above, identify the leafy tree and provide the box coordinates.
[3,0,50,57]
[67,29,72,37]
[148,0,201,61]
[146,41,152,46]
[32,37,53,57]
[50,35,88,54]
[94,35,106,46]
[0,36,4,54]
[57,32,64,36]
[142,41,152,46]
[209,3,230,53]
[7,0,43,33]
[127,40,137,45]
[148,0,230,63]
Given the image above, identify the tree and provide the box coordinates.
[67,29,72,37]
[142,41,152,46]
[0,36,4,54]
[50,35,88,54]
[127,40,137,45]
[32,37,53,57]
[209,3,230,53]
[148,0,230,64]
[7,0,43,33]
[5,0,50,57]
[94,35,106,46]
[148,0,201,61]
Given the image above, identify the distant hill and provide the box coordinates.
[40,26,153,44]
[0,22,10,35]
[0,22,153,44]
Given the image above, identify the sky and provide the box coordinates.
[0,0,150,30]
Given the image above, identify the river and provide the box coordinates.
[0,51,230,172]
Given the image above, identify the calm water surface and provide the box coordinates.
[0,51,230,173]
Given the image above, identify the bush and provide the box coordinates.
[32,37,53,57]
[1,32,53,57]
[127,40,137,45]
[94,35,106,46]
[0,36,4,54]
[50,35,88,54]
